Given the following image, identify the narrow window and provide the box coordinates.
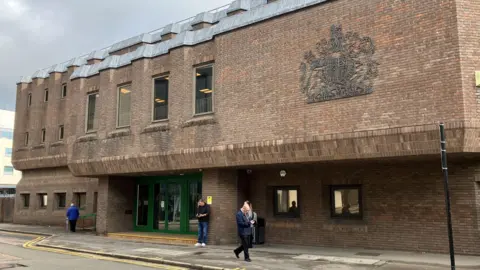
[3,166,14,176]
[41,128,46,143]
[273,186,299,217]
[55,193,66,209]
[86,93,97,132]
[21,194,30,208]
[93,192,98,213]
[27,93,32,107]
[153,77,169,121]
[58,125,64,140]
[74,192,87,210]
[117,85,131,127]
[38,193,48,208]
[44,89,49,102]
[330,185,363,219]
[4,148,12,157]
[195,65,214,114]
[24,132,29,146]
[61,84,67,98]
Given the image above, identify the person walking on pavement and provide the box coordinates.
[195,198,210,247]
[245,201,257,248]
[234,203,255,262]
[66,203,80,232]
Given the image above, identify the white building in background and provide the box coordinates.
[0,109,20,196]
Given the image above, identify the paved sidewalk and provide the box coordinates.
[1,223,479,269]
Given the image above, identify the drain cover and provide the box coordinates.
[355,252,381,257]
[0,264,27,269]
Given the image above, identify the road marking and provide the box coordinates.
[22,235,188,269]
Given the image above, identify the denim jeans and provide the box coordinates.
[198,222,208,244]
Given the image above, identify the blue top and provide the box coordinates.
[66,206,80,221]
[236,210,252,236]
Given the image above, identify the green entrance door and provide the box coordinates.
[135,174,202,234]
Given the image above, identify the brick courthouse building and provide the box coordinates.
[11,0,480,254]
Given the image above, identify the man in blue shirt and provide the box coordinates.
[66,203,80,232]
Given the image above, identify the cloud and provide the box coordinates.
[0,0,231,110]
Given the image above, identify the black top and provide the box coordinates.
[197,204,210,222]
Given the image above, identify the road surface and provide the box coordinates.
[0,231,184,270]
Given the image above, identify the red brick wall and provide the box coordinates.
[455,0,480,120]
[248,159,480,254]
[202,169,238,245]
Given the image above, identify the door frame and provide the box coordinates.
[133,173,202,235]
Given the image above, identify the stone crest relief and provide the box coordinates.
[300,25,379,103]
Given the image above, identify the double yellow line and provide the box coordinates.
[14,232,186,269]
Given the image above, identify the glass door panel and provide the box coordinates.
[136,185,149,226]
[154,184,166,230]
[167,183,181,231]
[189,181,202,232]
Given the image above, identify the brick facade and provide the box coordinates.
[10,0,480,254]
[248,158,480,254]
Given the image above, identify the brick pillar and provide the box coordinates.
[203,169,238,245]
[96,176,135,234]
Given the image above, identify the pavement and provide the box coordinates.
[1,223,479,270]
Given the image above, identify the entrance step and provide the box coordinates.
[107,232,197,246]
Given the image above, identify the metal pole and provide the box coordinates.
[439,123,455,270]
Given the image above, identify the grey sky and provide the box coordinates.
[0,0,231,111]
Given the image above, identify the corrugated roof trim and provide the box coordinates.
[108,33,153,53]
[87,48,110,60]
[20,0,329,84]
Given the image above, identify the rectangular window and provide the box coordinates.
[195,65,214,114]
[86,93,97,132]
[61,84,67,98]
[330,185,363,219]
[58,125,64,140]
[93,192,98,213]
[0,128,13,140]
[3,166,14,176]
[273,186,299,217]
[27,93,32,107]
[24,132,29,146]
[38,193,48,208]
[117,85,132,127]
[44,89,49,102]
[74,192,87,210]
[4,148,12,157]
[41,128,46,143]
[21,194,30,208]
[153,77,169,121]
[55,193,66,209]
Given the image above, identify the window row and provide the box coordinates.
[22,65,213,143]
[20,192,97,211]
[27,84,67,107]
[273,185,363,219]
[23,126,64,146]
[86,65,214,132]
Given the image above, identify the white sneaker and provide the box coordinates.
[195,243,202,247]
[201,243,206,247]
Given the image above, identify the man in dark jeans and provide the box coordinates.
[195,199,210,247]
[66,203,80,232]
[233,204,254,262]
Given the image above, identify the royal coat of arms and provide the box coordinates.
[300,25,379,103]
